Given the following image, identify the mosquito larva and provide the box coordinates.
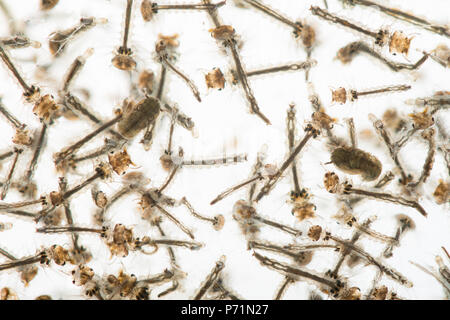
[311,6,413,55]
[370,114,409,184]
[233,200,302,237]
[1,148,22,200]
[336,41,428,72]
[426,44,449,68]
[62,94,124,141]
[135,236,203,252]
[244,60,317,78]
[255,125,318,202]
[141,0,226,22]
[181,197,225,230]
[49,17,106,57]
[210,173,263,205]
[340,0,450,38]
[178,151,247,167]
[253,252,343,295]
[408,128,436,188]
[249,241,315,265]
[241,0,302,38]
[204,4,271,124]
[383,214,415,258]
[141,191,195,239]
[112,0,136,71]
[0,98,33,146]
[325,232,413,287]
[374,171,394,189]
[155,36,201,102]
[0,36,41,49]
[405,91,450,109]
[61,48,94,94]
[331,85,411,104]
[334,208,398,244]
[54,112,123,166]
[193,256,226,300]
[343,181,428,217]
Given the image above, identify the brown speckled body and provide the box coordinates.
[117,96,160,138]
[331,147,382,181]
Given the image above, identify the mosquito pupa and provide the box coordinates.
[340,0,450,38]
[141,0,226,22]
[0,36,41,49]
[433,180,449,205]
[331,85,411,104]
[49,17,107,57]
[311,6,413,55]
[137,69,155,95]
[336,41,428,72]
[112,0,136,71]
[330,146,382,181]
[205,67,225,90]
[117,96,160,139]
[193,256,226,300]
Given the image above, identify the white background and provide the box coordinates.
[0,0,448,299]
